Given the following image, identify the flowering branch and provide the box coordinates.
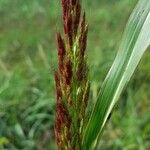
[54,0,90,149]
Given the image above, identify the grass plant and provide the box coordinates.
[55,0,150,149]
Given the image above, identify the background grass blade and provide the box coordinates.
[82,0,150,149]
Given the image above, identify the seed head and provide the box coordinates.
[55,0,90,149]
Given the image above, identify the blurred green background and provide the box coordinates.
[0,0,150,149]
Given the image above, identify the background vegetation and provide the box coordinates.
[0,0,149,149]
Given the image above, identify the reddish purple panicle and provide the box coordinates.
[54,0,90,149]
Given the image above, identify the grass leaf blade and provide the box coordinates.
[82,0,150,149]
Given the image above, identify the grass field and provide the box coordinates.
[0,0,150,149]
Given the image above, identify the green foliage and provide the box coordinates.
[0,0,150,149]
[82,0,150,149]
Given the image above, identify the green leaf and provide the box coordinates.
[82,0,150,149]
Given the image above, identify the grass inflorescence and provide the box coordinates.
[54,0,90,149]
